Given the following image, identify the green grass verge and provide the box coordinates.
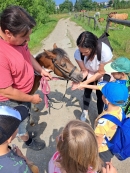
[29,14,69,54]
[29,21,57,54]
[71,9,130,59]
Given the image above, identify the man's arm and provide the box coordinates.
[0,86,42,104]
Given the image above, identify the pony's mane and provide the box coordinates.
[35,48,69,60]
[52,48,69,59]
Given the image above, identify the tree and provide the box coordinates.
[59,0,73,13]
[74,0,93,12]
[74,0,82,12]
[108,0,113,7]
[0,0,18,12]
[46,0,56,14]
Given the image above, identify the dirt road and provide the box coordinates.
[14,18,130,173]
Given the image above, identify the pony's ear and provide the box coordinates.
[53,43,57,49]
[44,49,56,59]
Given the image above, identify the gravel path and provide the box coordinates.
[14,18,130,173]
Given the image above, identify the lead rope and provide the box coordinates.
[40,76,68,113]
[40,76,50,108]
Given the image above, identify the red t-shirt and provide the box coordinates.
[0,39,34,101]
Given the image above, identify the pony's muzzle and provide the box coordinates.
[77,73,83,82]
[71,72,83,83]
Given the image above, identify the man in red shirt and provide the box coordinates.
[0,5,52,150]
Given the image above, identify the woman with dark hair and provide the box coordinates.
[72,31,113,123]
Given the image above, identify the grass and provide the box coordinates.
[71,9,130,59]
[29,14,69,54]
[29,9,130,59]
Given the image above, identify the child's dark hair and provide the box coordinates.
[57,120,101,173]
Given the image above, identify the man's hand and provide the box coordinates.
[102,162,117,173]
[31,94,42,104]
[41,69,52,80]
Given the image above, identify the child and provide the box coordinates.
[72,57,130,116]
[49,120,117,173]
[0,105,39,173]
[104,57,130,115]
[95,82,128,164]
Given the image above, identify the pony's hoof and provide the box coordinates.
[30,120,36,126]
[33,107,39,112]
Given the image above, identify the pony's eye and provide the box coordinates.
[61,63,66,67]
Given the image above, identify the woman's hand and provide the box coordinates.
[82,70,88,79]
[102,162,117,173]
[41,69,52,80]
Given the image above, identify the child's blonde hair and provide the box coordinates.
[57,120,101,173]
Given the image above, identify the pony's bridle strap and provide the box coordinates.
[69,66,77,77]
[52,59,76,79]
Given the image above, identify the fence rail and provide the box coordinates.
[106,18,130,32]
[74,13,101,30]
[74,13,130,32]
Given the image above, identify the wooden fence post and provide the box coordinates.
[105,18,130,32]
[94,18,96,30]
[88,17,90,26]
[105,18,110,33]
[74,13,130,32]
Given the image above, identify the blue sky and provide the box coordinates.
[55,0,75,5]
[55,0,108,5]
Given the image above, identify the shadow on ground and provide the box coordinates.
[22,86,99,172]
[25,126,63,173]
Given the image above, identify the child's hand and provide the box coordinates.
[71,82,80,90]
[102,162,117,173]
[71,82,85,90]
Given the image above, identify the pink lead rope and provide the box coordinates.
[40,76,66,108]
[40,76,50,108]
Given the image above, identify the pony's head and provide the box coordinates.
[36,44,83,83]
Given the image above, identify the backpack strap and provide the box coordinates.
[97,40,102,61]
[101,114,122,127]
[101,111,126,127]
[97,32,113,62]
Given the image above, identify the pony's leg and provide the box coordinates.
[29,103,39,126]
[29,112,35,126]
[29,113,35,126]
[32,103,39,112]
